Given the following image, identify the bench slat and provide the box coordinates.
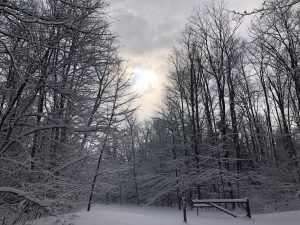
[193,198,248,204]
[193,203,212,207]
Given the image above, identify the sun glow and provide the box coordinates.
[133,67,157,92]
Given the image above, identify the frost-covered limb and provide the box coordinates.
[0,187,53,208]
[52,156,89,174]
[0,1,70,25]
[231,0,300,16]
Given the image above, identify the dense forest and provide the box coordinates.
[1,0,300,224]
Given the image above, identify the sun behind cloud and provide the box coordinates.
[133,67,157,92]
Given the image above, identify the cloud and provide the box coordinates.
[109,0,263,54]
[109,0,202,55]
[111,13,177,55]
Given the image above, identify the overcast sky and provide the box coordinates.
[108,0,263,120]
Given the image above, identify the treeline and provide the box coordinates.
[0,0,135,224]
[97,0,300,213]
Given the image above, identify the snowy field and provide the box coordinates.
[28,204,300,225]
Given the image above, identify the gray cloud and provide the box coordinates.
[111,13,178,55]
[109,0,202,55]
[109,0,263,55]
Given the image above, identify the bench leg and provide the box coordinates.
[246,199,251,218]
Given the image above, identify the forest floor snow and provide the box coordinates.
[29,204,300,225]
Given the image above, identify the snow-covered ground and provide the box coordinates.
[29,204,300,225]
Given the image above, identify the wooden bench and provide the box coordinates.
[192,198,251,218]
